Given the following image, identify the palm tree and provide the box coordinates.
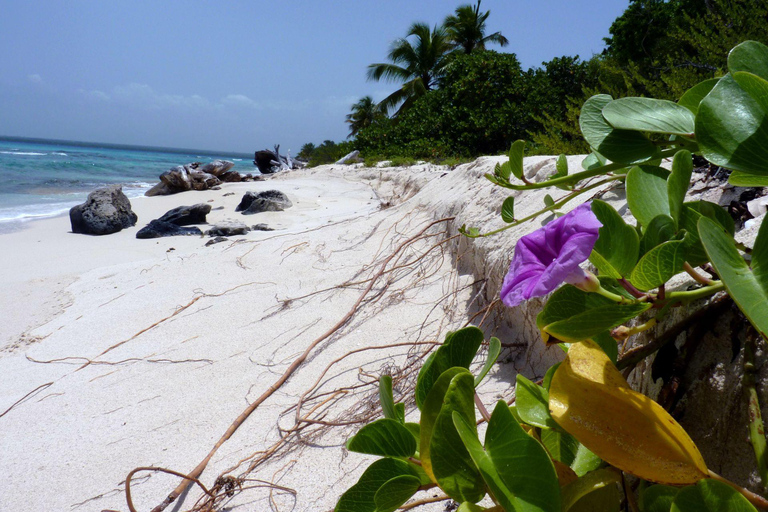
[345,96,383,137]
[444,0,509,54]
[367,22,452,116]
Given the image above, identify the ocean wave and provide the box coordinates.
[0,202,74,223]
[52,152,68,156]
[0,151,47,156]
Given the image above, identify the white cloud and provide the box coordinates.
[27,74,42,84]
[220,94,261,109]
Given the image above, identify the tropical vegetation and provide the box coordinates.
[336,39,768,512]
[298,0,768,163]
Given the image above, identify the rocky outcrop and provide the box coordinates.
[205,236,229,246]
[145,160,237,196]
[236,190,292,215]
[251,224,274,231]
[69,185,138,235]
[136,220,203,239]
[157,204,212,226]
[206,221,250,237]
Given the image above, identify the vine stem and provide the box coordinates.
[663,281,724,305]
[708,471,768,510]
[499,148,680,190]
[475,177,620,238]
[683,262,715,286]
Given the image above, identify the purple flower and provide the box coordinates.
[500,203,602,307]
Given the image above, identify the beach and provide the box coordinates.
[0,155,610,511]
[0,160,500,511]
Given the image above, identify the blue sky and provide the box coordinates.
[0,0,628,154]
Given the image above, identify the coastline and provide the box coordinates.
[0,157,573,511]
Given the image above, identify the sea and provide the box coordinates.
[0,136,255,229]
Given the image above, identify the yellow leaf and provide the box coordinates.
[548,340,708,485]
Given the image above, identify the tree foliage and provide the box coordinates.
[367,23,452,117]
[444,0,509,54]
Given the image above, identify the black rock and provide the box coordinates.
[70,185,138,235]
[136,219,203,239]
[206,221,250,237]
[236,190,292,215]
[157,203,212,226]
[251,224,274,231]
[205,236,229,246]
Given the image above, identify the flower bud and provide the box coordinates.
[568,270,601,294]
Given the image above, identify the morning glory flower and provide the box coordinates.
[500,202,603,307]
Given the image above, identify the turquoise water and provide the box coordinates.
[0,137,254,224]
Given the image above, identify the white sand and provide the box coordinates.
[0,158,595,512]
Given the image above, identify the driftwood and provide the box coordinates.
[335,150,363,165]
[253,145,306,174]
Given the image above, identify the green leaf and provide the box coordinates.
[501,196,515,223]
[542,363,560,391]
[404,422,420,453]
[671,479,757,512]
[554,154,571,190]
[590,200,640,277]
[457,504,486,512]
[602,97,695,136]
[626,165,671,229]
[374,475,421,512]
[561,469,622,512]
[497,162,512,182]
[591,331,619,364]
[347,419,417,458]
[541,429,578,465]
[639,215,677,256]
[516,374,558,429]
[537,284,651,343]
[668,150,693,226]
[420,367,471,481]
[452,411,519,512]
[335,458,420,512]
[485,401,561,512]
[379,376,398,422]
[475,337,501,387]
[579,94,660,165]
[544,194,555,207]
[699,217,768,337]
[728,40,768,80]
[430,372,484,502]
[581,151,607,170]
[642,485,680,512]
[678,78,720,115]
[629,236,690,291]
[678,201,735,267]
[729,171,768,187]
[696,74,768,176]
[509,140,525,180]
[415,326,484,410]
[540,421,602,477]
[570,443,603,477]
[734,71,768,113]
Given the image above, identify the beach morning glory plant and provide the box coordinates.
[500,202,601,307]
[336,41,768,512]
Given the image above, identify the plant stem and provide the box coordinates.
[708,471,768,510]
[501,149,680,190]
[663,281,724,305]
[683,262,714,286]
[475,177,619,238]
[593,284,635,304]
[744,328,768,489]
